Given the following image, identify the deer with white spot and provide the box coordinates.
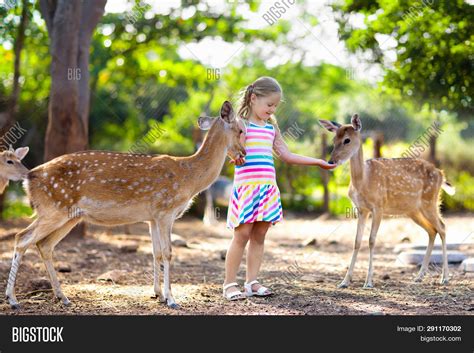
[0,146,29,194]
[320,115,455,288]
[5,101,246,309]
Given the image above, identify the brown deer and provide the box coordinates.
[0,146,29,194]
[5,101,246,309]
[320,115,454,288]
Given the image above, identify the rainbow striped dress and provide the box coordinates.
[226,121,283,229]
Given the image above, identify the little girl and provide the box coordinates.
[223,76,336,300]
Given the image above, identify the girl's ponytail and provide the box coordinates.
[237,84,254,121]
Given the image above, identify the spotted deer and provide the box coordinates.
[6,101,246,309]
[0,146,29,194]
[320,115,454,288]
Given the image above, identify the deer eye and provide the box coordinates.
[343,138,351,145]
[7,160,14,165]
[239,129,244,134]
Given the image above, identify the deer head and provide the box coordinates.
[0,146,29,194]
[0,146,29,181]
[319,114,362,165]
[198,101,246,161]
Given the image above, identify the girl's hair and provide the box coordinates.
[237,76,282,125]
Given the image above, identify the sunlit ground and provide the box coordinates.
[0,214,472,315]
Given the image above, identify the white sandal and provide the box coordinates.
[223,282,246,301]
[244,280,273,297]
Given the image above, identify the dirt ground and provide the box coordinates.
[0,213,472,315]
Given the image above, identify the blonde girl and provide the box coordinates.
[223,76,336,300]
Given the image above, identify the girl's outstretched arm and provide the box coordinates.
[273,125,336,170]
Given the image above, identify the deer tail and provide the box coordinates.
[441,180,456,196]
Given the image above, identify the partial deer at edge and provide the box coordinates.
[5,101,246,309]
[320,115,455,288]
[0,146,29,194]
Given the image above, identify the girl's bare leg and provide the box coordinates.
[246,221,271,292]
[224,223,253,295]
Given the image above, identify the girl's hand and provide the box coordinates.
[317,159,337,170]
[230,157,246,166]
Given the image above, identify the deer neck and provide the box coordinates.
[0,177,8,194]
[349,144,365,189]
[186,120,228,195]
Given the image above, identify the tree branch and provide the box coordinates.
[80,0,107,37]
[38,0,56,34]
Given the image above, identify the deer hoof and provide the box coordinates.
[61,298,71,307]
[439,278,449,286]
[10,303,21,310]
[7,296,20,310]
[337,282,349,289]
[167,302,180,310]
[363,283,374,289]
[151,294,166,303]
[55,295,71,306]
[413,276,423,283]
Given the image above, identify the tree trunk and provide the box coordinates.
[40,0,107,159]
[373,132,383,158]
[39,0,106,236]
[429,135,439,167]
[42,1,82,159]
[78,0,108,142]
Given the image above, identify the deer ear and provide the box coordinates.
[14,147,29,160]
[319,120,341,133]
[351,114,362,131]
[198,116,215,131]
[220,101,235,123]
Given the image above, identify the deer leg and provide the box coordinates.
[434,218,449,285]
[4,223,36,309]
[364,210,382,288]
[415,234,436,282]
[410,212,436,282]
[36,218,80,306]
[156,217,178,308]
[438,228,449,285]
[432,215,449,285]
[203,189,216,226]
[6,219,61,309]
[422,209,449,285]
[149,220,165,302]
[339,209,369,288]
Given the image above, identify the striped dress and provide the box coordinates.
[226,121,283,229]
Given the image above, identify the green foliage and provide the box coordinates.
[0,0,472,218]
[442,171,474,211]
[2,198,33,219]
[334,0,474,118]
[2,183,32,219]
